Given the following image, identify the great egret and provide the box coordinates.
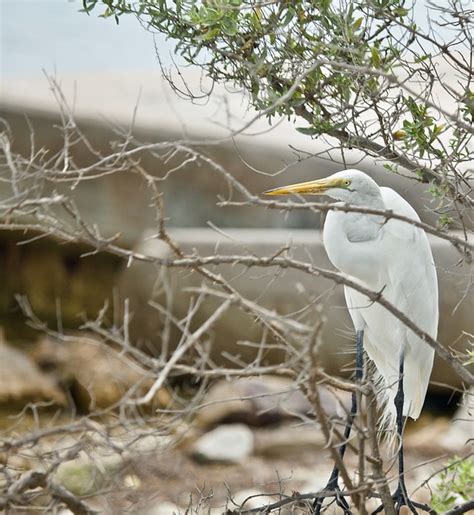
[264,169,438,514]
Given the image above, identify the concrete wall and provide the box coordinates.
[1,81,471,390]
[119,228,473,389]
[0,103,451,242]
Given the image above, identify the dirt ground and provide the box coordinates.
[88,419,453,514]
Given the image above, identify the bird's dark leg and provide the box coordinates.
[372,350,436,515]
[393,348,415,512]
[313,329,364,515]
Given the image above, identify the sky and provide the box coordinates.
[0,0,455,80]
[0,0,174,77]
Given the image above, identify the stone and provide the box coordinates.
[405,390,473,453]
[439,388,473,451]
[254,423,325,457]
[301,464,338,495]
[144,502,182,515]
[124,433,173,455]
[47,430,174,497]
[123,474,141,489]
[55,451,125,496]
[190,424,254,464]
[195,376,350,427]
[0,334,66,406]
[30,334,171,411]
[230,488,267,510]
[404,417,450,452]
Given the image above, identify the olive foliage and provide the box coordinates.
[83,0,473,224]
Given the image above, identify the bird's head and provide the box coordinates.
[263,169,381,204]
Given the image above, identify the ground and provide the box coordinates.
[81,418,453,514]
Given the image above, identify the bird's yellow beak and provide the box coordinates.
[263,177,346,196]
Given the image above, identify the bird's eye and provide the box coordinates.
[343,179,351,187]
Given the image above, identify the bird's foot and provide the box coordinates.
[371,485,436,514]
[313,476,352,515]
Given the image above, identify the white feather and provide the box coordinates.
[322,171,438,431]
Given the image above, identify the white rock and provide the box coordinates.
[124,433,172,457]
[55,451,125,496]
[254,423,325,457]
[439,388,473,451]
[144,502,182,515]
[123,474,141,489]
[0,339,66,406]
[191,424,254,463]
[231,488,268,510]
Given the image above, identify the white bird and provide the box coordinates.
[264,169,438,514]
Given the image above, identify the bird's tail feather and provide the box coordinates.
[370,365,400,453]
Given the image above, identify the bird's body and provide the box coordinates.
[266,170,438,422]
[264,169,439,513]
[323,178,438,421]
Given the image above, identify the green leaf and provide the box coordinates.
[415,54,430,63]
[393,7,409,17]
[353,17,363,30]
[221,16,238,36]
[282,7,295,28]
[195,27,221,42]
[371,47,381,68]
[296,126,320,135]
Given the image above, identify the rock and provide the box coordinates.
[46,431,172,497]
[56,458,106,496]
[230,488,267,510]
[143,502,183,515]
[195,376,350,427]
[123,474,141,489]
[124,433,173,455]
[301,464,338,495]
[55,451,125,496]
[190,424,254,464]
[405,390,473,453]
[254,423,325,457]
[411,483,433,507]
[439,388,473,451]
[364,496,384,513]
[30,334,171,411]
[405,417,450,452]
[0,333,66,406]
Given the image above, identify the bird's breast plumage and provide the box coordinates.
[323,209,386,290]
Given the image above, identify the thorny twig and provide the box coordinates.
[0,62,472,513]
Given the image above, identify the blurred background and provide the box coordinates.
[0,1,472,513]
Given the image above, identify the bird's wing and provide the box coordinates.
[378,187,438,419]
[379,186,421,238]
[379,187,438,332]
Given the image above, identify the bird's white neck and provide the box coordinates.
[342,190,385,209]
